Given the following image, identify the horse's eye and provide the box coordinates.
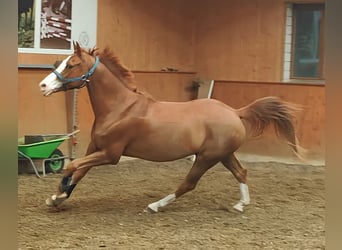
[65,64,73,69]
[53,60,62,69]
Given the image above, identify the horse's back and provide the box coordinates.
[150,98,240,125]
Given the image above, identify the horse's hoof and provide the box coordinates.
[146,203,159,213]
[233,202,244,212]
[45,193,67,207]
[46,196,55,207]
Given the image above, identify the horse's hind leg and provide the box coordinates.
[221,154,250,212]
[147,156,218,213]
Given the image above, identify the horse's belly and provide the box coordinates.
[123,125,201,162]
[123,142,194,162]
[124,148,192,162]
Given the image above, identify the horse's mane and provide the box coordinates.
[89,47,155,100]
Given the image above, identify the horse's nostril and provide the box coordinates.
[40,83,46,89]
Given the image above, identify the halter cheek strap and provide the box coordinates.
[53,56,100,90]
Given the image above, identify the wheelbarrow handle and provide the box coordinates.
[67,129,80,137]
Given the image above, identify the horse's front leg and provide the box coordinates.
[46,150,111,207]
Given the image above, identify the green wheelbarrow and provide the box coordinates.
[18,130,79,178]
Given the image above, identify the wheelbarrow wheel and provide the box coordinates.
[45,149,65,173]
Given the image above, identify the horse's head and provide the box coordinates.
[39,41,99,96]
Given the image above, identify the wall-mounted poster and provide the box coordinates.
[40,0,72,50]
[18,0,97,54]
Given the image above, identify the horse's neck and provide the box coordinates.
[86,66,141,118]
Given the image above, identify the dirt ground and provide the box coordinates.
[18,158,325,250]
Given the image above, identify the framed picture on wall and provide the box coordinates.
[18,0,97,54]
[40,0,72,50]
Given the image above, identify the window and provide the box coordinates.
[283,3,325,80]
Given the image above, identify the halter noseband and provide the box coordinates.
[53,56,100,90]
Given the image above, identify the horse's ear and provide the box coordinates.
[90,46,100,56]
[73,41,82,57]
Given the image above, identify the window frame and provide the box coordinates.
[290,3,325,80]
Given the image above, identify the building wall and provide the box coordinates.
[97,0,196,72]
[212,81,325,159]
[195,0,284,81]
[194,0,325,81]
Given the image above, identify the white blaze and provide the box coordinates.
[39,56,71,96]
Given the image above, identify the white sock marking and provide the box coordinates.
[148,193,176,213]
[233,183,250,212]
[239,183,250,205]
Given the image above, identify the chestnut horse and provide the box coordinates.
[39,42,301,213]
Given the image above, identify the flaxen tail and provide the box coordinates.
[236,96,304,158]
